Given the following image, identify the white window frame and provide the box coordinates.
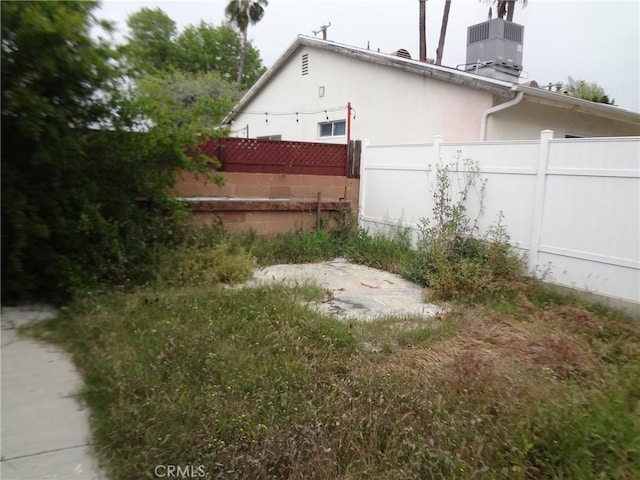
[318,119,346,138]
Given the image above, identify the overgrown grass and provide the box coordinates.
[21,158,640,478]
[24,224,640,479]
[182,213,420,280]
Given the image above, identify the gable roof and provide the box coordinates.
[227,35,640,125]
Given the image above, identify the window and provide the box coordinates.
[257,135,282,141]
[319,120,346,137]
[301,53,309,76]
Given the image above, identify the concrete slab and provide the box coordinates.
[1,447,102,480]
[1,307,105,480]
[248,258,441,320]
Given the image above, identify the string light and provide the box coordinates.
[225,105,355,126]
[230,125,247,135]
[229,105,348,117]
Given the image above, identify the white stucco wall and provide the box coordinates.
[229,45,639,144]
[486,99,640,140]
[229,46,494,144]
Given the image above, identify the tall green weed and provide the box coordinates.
[414,157,525,301]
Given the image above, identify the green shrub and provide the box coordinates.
[156,241,255,286]
[414,159,525,301]
[0,2,230,303]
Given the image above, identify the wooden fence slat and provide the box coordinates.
[347,140,361,178]
[199,137,349,176]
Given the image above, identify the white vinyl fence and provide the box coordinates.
[358,131,640,310]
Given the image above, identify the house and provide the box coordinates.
[225,22,640,144]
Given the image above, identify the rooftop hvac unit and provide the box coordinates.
[466,18,524,70]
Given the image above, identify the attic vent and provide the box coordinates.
[468,22,489,43]
[301,53,309,76]
[391,48,412,59]
[504,22,523,42]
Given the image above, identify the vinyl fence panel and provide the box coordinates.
[359,131,640,310]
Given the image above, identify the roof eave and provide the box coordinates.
[513,85,640,124]
[224,35,514,124]
[224,35,640,127]
[298,36,514,97]
[223,36,307,124]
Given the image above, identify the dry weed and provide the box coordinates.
[520,331,597,380]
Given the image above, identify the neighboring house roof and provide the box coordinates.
[226,35,640,126]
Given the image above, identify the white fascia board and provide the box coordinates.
[513,85,640,124]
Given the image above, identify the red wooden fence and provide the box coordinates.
[198,137,350,176]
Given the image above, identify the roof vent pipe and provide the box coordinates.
[480,91,524,140]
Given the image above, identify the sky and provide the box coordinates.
[98,0,640,112]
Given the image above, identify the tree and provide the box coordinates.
[565,80,613,105]
[1,1,221,302]
[122,10,266,90]
[173,22,266,88]
[225,0,268,84]
[136,69,241,132]
[124,7,177,73]
[419,0,427,62]
[2,1,119,300]
[435,0,451,66]
[494,0,527,22]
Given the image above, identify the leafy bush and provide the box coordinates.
[156,241,256,286]
[152,221,257,286]
[414,158,525,301]
[0,2,229,303]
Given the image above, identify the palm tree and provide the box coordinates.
[418,0,427,62]
[495,0,528,22]
[225,0,268,84]
[434,0,526,67]
[435,0,451,66]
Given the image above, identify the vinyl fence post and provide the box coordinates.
[433,135,444,165]
[357,139,370,230]
[528,130,554,275]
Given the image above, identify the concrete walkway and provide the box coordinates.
[1,306,105,480]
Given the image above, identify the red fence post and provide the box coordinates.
[346,102,352,177]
